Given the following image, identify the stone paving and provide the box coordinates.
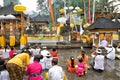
[24,48,120,80]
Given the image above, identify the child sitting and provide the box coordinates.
[66,56,76,72]
[76,58,86,76]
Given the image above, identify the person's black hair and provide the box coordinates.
[52,59,58,65]
[0,59,6,71]
[81,50,86,59]
[11,46,14,50]
[0,58,4,65]
[4,46,8,52]
[52,48,56,51]
[78,58,83,63]
[26,50,33,56]
[34,55,41,62]
[39,55,43,60]
[70,56,74,68]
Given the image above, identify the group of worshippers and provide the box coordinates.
[66,50,89,76]
[0,38,118,80]
[0,45,65,80]
[66,38,117,75]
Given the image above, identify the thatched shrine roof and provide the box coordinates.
[87,17,120,30]
[0,3,19,15]
[30,14,49,23]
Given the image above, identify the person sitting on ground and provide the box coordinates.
[48,59,64,80]
[0,58,10,80]
[66,56,76,72]
[26,55,43,80]
[50,48,58,61]
[92,49,105,73]
[76,58,86,76]
[104,45,115,60]
[116,42,120,59]
[77,50,88,73]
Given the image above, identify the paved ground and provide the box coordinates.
[24,48,120,80]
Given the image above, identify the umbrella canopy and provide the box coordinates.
[0,15,6,20]
[57,17,67,23]
[5,14,16,19]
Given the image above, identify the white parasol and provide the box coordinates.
[57,17,67,23]
[5,14,16,19]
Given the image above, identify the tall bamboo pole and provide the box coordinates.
[88,0,91,23]
[92,0,96,23]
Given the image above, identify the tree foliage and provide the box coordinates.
[95,0,120,12]
[37,0,49,15]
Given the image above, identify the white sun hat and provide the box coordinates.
[96,49,102,54]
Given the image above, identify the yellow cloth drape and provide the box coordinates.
[20,35,27,45]
[10,36,15,46]
[0,36,6,47]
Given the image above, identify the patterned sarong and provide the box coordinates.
[6,63,24,80]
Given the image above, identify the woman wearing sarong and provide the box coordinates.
[66,56,76,72]
[6,50,33,80]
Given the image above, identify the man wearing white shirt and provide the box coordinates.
[104,45,115,60]
[99,38,108,47]
[93,49,105,72]
[48,59,63,80]
[40,46,50,57]
[40,46,50,70]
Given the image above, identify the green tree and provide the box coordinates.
[95,0,120,12]
[3,0,19,6]
[37,0,50,15]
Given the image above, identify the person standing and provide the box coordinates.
[48,59,63,80]
[99,38,108,47]
[50,48,58,61]
[40,46,50,57]
[40,46,50,70]
[26,55,43,80]
[2,46,10,60]
[9,46,17,59]
[6,50,33,80]
[45,54,53,70]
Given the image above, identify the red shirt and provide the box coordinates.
[9,50,16,58]
[50,50,58,57]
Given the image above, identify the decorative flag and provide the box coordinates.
[48,0,55,24]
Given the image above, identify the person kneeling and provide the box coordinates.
[76,58,86,76]
[66,56,76,72]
